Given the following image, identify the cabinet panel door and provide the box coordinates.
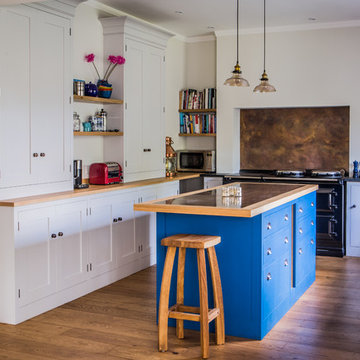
[124,38,143,174]
[156,182,179,200]
[54,201,88,291]
[112,193,137,267]
[347,183,360,256]
[87,198,115,277]
[0,8,33,187]
[141,46,165,172]
[30,11,71,183]
[135,188,156,258]
[16,207,56,307]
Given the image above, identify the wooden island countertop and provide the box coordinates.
[134,182,318,217]
[0,173,200,207]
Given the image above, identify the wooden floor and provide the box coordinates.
[0,257,359,360]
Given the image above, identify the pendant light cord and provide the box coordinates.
[263,0,266,72]
[236,0,239,64]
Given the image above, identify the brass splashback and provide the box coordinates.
[240,106,349,171]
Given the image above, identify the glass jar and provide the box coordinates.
[73,112,80,131]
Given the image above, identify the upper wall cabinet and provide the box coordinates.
[0,1,81,198]
[100,17,173,183]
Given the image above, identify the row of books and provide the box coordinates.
[179,113,216,134]
[179,88,216,110]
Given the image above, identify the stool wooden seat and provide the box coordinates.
[158,234,225,359]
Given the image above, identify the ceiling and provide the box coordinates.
[93,0,360,37]
[2,0,360,37]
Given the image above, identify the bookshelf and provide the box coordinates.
[178,88,216,136]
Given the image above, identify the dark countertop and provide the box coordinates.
[134,182,318,218]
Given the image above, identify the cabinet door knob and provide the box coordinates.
[58,232,63,237]
[310,220,314,226]
[40,152,45,157]
[266,248,272,255]
[51,233,57,238]
[299,207,303,213]
[284,237,289,244]
[118,217,123,221]
[266,273,272,281]
[113,218,118,223]
[33,153,39,157]
[350,204,356,209]
[299,248,303,255]
[311,202,314,207]
[267,223,272,230]
[299,228,303,234]
[311,239,314,245]
[284,259,289,266]
[284,214,289,221]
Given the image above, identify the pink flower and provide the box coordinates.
[85,53,95,63]
[108,55,117,64]
[116,56,126,65]
[85,53,126,82]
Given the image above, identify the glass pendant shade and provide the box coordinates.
[254,0,276,93]
[224,63,250,87]
[253,71,276,93]
[224,0,249,87]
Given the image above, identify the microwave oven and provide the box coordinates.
[176,150,216,173]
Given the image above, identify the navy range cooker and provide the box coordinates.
[224,169,345,257]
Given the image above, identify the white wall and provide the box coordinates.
[72,3,105,177]
[216,26,360,173]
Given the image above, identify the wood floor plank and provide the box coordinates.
[0,256,359,359]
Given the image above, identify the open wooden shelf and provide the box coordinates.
[178,133,216,137]
[179,109,216,113]
[73,95,123,105]
[74,131,123,137]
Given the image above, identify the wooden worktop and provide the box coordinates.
[0,173,200,207]
[134,182,318,218]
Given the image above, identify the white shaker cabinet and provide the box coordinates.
[346,182,360,256]
[100,17,173,183]
[87,197,116,277]
[55,201,88,291]
[112,192,137,267]
[0,4,73,198]
[16,207,56,307]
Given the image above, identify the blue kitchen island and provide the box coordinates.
[134,182,318,339]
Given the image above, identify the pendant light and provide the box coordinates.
[224,0,249,87]
[253,0,276,93]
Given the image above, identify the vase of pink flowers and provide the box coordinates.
[85,53,126,98]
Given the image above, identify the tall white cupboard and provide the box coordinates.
[100,17,173,182]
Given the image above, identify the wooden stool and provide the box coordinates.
[158,234,225,359]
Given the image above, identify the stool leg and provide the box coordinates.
[158,246,177,352]
[207,247,225,345]
[176,247,186,339]
[197,249,209,359]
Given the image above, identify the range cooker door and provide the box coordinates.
[316,185,344,257]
